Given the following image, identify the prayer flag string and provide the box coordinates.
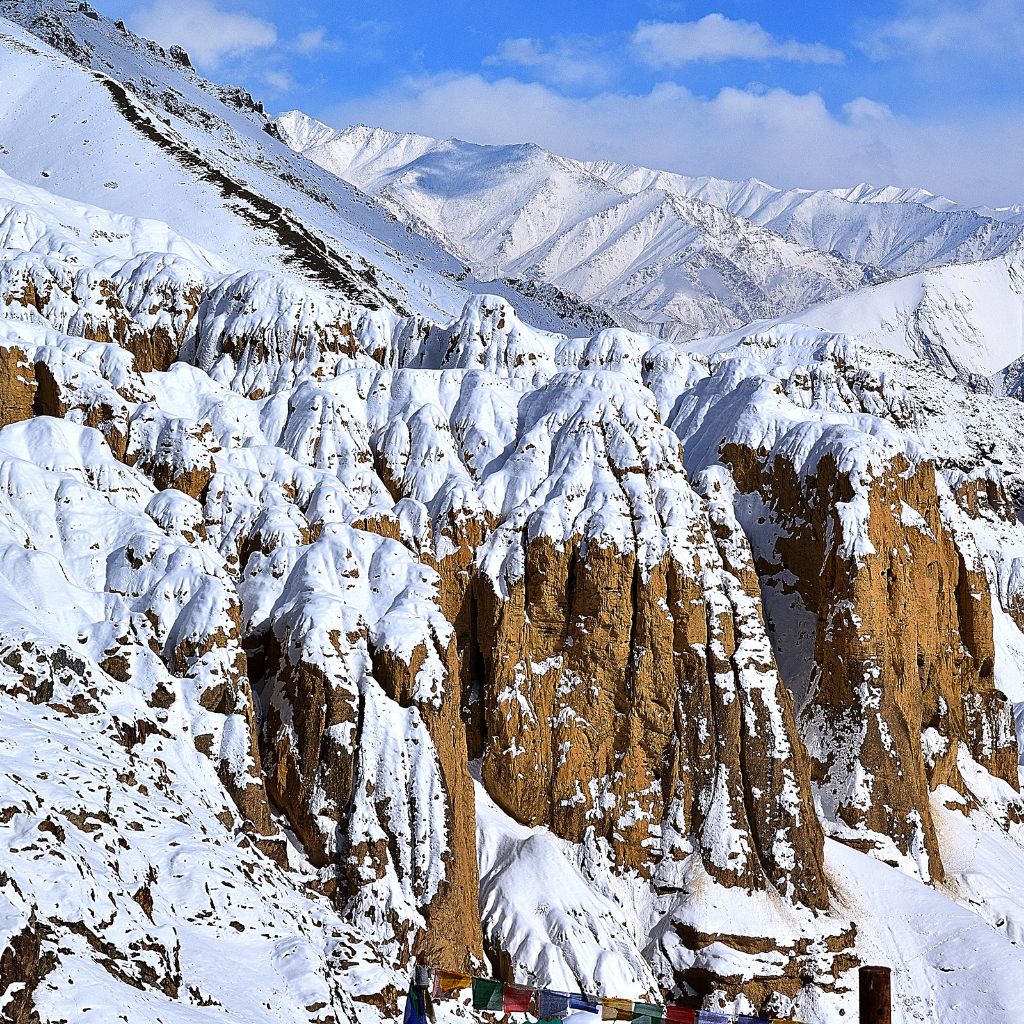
[405,966,801,1024]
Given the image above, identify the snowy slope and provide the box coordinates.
[696,247,1024,381]
[274,115,879,341]
[0,1,598,336]
[0,3,473,320]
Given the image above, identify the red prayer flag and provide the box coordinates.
[666,1009,698,1024]
[503,986,534,1013]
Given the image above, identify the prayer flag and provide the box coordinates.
[504,986,534,1012]
[538,990,571,1020]
[602,998,635,1021]
[632,1002,665,1024]
[433,972,472,1001]
[472,978,505,1011]
[666,1010,697,1024]
[569,993,601,1014]
[697,1013,733,1024]
[404,984,428,1024]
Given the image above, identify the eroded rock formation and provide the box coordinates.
[3,203,1024,1019]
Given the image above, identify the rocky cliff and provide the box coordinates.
[0,6,1023,1017]
[2,175,1024,1023]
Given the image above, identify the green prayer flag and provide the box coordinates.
[632,1002,666,1024]
[404,985,427,1024]
[472,977,505,1011]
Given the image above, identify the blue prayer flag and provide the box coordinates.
[404,985,427,1024]
[697,1013,732,1024]
[569,993,601,1014]
[538,990,571,1020]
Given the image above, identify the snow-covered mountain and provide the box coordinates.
[696,246,1024,384]
[274,115,882,341]
[274,113,1024,340]
[587,163,1024,274]
[3,4,1024,1024]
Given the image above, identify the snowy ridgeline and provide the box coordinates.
[275,113,1024,346]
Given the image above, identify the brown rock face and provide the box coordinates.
[33,358,130,461]
[258,536,484,973]
[190,275,359,395]
[659,923,858,1013]
[180,641,275,843]
[373,640,483,972]
[126,407,217,498]
[261,627,359,873]
[121,540,279,847]
[475,509,827,910]
[951,472,1017,525]
[0,345,37,427]
[723,443,1019,877]
[0,913,56,1024]
[3,256,202,372]
[424,518,491,762]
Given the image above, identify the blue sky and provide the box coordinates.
[97,0,1024,206]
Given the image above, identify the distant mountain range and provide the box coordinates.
[274,112,1024,343]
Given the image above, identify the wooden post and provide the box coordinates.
[859,966,891,1024]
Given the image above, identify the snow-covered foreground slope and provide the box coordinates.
[2,146,1024,1022]
[0,611,402,1023]
[0,2,464,320]
[0,0,602,338]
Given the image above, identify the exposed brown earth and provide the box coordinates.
[723,442,1018,877]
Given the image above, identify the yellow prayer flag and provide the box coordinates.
[601,998,635,1021]
[436,972,472,995]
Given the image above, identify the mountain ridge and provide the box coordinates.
[274,112,887,342]
[275,113,1024,336]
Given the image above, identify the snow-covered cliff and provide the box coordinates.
[1,5,1024,1024]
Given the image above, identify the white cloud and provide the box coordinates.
[858,0,1024,59]
[132,0,276,69]
[294,27,326,55]
[842,97,894,125]
[293,27,333,57]
[632,14,844,66]
[322,72,1024,206]
[263,70,296,93]
[484,36,612,87]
